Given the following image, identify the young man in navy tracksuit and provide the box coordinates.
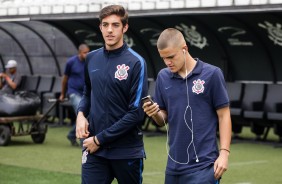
[76,5,148,184]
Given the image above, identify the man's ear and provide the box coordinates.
[123,24,128,33]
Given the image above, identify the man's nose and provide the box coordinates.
[107,25,113,32]
[164,59,172,65]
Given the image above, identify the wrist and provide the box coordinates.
[219,148,230,154]
[152,109,160,118]
[78,111,84,117]
[93,136,100,147]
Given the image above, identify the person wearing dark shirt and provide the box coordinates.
[76,5,148,184]
[143,28,232,184]
[59,44,90,146]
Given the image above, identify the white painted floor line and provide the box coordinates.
[230,160,268,166]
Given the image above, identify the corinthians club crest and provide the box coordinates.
[258,21,282,47]
[115,64,130,81]
[192,79,205,94]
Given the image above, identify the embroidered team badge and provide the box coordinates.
[192,79,205,94]
[115,64,130,81]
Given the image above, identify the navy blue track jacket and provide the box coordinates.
[77,43,148,159]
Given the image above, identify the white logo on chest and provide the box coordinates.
[115,64,130,80]
[192,79,205,94]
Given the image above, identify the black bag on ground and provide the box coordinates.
[0,91,41,116]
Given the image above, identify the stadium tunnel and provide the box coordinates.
[0,11,282,83]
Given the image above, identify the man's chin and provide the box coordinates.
[168,68,176,73]
[105,40,116,45]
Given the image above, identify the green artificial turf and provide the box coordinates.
[0,123,282,184]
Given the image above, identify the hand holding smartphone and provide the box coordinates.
[141,95,154,105]
[141,95,161,117]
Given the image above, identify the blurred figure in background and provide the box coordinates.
[59,43,90,146]
[0,60,21,94]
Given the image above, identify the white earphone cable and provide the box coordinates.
[159,50,199,164]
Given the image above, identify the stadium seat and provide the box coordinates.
[154,0,170,9]
[265,84,282,142]
[148,78,156,99]
[226,82,245,135]
[58,99,74,126]
[36,75,54,96]
[128,0,142,10]
[1,0,282,17]
[270,0,282,4]
[167,0,185,8]
[36,75,54,113]
[40,76,74,125]
[201,0,217,7]
[88,2,101,12]
[251,0,268,5]
[227,82,244,111]
[142,78,159,132]
[242,83,267,139]
[234,0,251,5]
[19,75,40,92]
[217,0,233,6]
[185,0,200,8]
[41,76,62,121]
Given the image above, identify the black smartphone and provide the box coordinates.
[141,95,154,105]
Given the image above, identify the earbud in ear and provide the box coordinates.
[183,49,186,54]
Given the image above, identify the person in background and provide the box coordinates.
[143,28,232,184]
[0,60,21,94]
[76,5,148,184]
[59,44,90,146]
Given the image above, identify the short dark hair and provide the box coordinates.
[78,44,89,51]
[99,5,128,26]
[157,28,185,50]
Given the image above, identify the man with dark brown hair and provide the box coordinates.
[76,5,148,184]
